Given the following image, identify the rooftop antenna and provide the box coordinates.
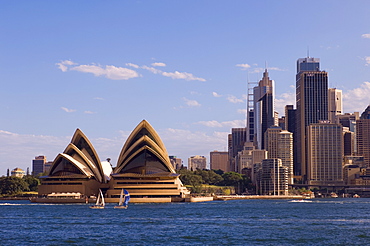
[307,46,310,58]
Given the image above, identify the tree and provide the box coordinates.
[23,176,40,191]
[221,172,243,186]
[0,177,29,195]
[194,169,223,185]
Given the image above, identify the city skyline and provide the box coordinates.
[1,1,370,175]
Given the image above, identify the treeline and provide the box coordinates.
[0,176,40,196]
[177,168,254,194]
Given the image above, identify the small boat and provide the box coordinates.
[330,192,338,198]
[353,194,360,198]
[114,189,130,209]
[90,189,105,209]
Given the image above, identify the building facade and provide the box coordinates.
[256,159,288,196]
[210,151,229,172]
[254,69,275,150]
[296,57,328,182]
[356,106,370,167]
[32,156,47,176]
[328,88,343,123]
[307,122,343,185]
[188,155,207,170]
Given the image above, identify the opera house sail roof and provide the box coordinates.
[35,120,189,203]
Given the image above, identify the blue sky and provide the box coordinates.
[1,1,370,175]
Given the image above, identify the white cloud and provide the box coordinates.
[84,111,96,114]
[365,56,370,66]
[151,62,166,67]
[125,63,140,69]
[212,92,222,97]
[183,97,201,107]
[162,71,206,81]
[236,64,251,70]
[362,33,370,39]
[275,85,296,116]
[56,60,77,72]
[237,109,247,115]
[226,95,244,103]
[196,120,245,128]
[343,82,370,113]
[141,65,163,74]
[61,107,76,113]
[70,64,140,80]
[94,97,104,100]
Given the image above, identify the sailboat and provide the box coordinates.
[114,189,130,209]
[90,189,105,209]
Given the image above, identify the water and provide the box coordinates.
[1,199,370,245]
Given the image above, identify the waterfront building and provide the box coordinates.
[343,127,355,156]
[254,69,275,150]
[257,159,288,196]
[210,151,228,172]
[307,122,343,186]
[356,105,370,167]
[188,155,207,170]
[32,155,46,176]
[328,88,342,123]
[296,57,328,181]
[36,120,190,203]
[11,168,25,178]
[169,156,182,170]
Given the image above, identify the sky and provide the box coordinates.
[1,0,370,175]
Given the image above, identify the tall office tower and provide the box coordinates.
[257,159,288,195]
[307,122,343,185]
[210,151,229,172]
[32,155,47,176]
[169,156,182,170]
[265,126,294,184]
[246,81,257,143]
[356,105,370,167]
[228,128,247,172]
[254,69,275,150]
[285,105,298,175]
[188,155,207,170]
[296,57,328,181]
[328,88,343,123]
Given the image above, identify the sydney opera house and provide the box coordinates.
[35,120,190,203]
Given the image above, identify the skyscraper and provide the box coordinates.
[285,105,298,175]
[32,155,47,176]
[356,105,370,167]
[328,88,343,123]
[307,122,343,185]
[228,128,247,172]
[254,69,275,150]
[296,57,328,181]
[210,151,229,172]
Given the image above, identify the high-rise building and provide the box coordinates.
[296,57,328,181]
[356,105,370,167]
[210,151,228,172]
[32,155,47,175]
[285,105,298,175]
[307,122,343,185]
[188,155,207,170]
[256,159,288,195]
[228,128,247,172]
[169,156,182,170]
[254,69,275,150]
[265,126,294,184]
[328,88,343,123]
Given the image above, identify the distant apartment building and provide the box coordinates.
[307,122,343,186]
[32,155,47,175]
[188,155,207,170]
[169,156,182,170]
[210,151,228,172]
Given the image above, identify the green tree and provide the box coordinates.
[0,177,29,195]
[23,176,40,191]
[221,172,243,186]
[195,169,223,185]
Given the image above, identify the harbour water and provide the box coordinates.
[1,198,370,245]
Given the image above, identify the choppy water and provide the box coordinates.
[1,199,370,245]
